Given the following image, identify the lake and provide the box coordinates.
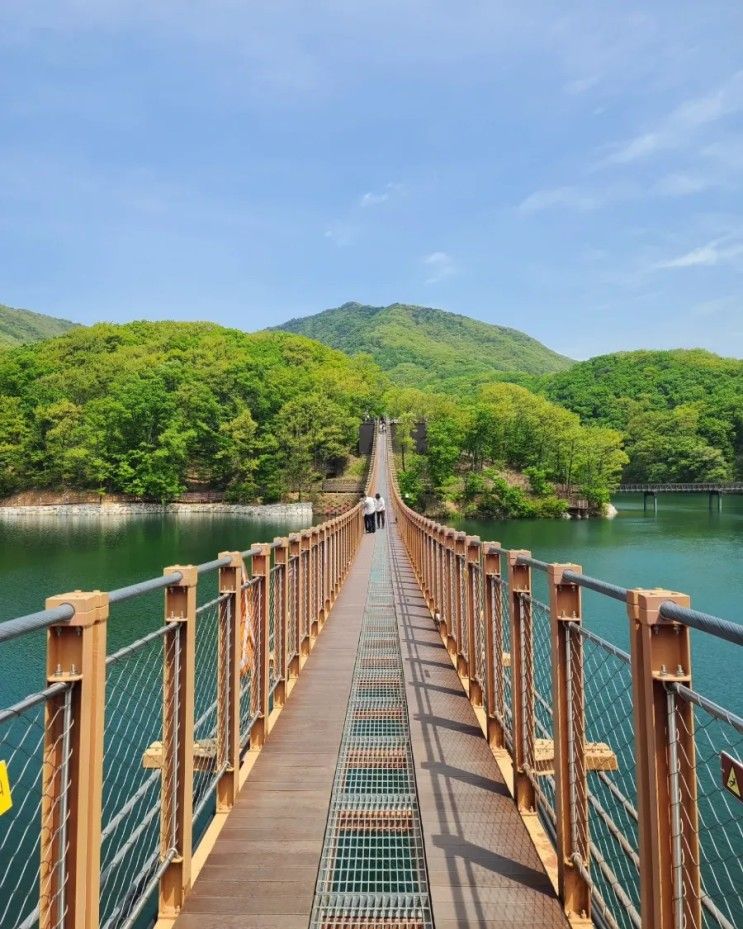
[0,513,310,705]
[452,492,743,714]
[1,495,741,708]
[0,497,741,929]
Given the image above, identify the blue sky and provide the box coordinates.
[1,1,742,359]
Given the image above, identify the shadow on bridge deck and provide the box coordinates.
[173,457,567,929]
[389,521,567,929]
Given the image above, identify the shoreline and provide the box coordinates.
[0,500,313,519]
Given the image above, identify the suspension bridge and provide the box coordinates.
[0,427,741,929]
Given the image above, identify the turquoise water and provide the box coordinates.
[0,497,741,928]
[0,513,309,705]
[452,492,743,713]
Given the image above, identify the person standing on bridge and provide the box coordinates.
[375,492,386,528]
[362,493,376,532]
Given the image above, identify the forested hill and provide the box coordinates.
[276,302,572,390]
[543,349,743,481]
[0,303,77,346]
[0,322,385,501]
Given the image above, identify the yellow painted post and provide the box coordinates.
[250,545,271,748]
[483,544,504,749]
[273,538,289,707]
[627,590,701,929]
[41,591,108,929]
[159,565,197,918]
[508,550,535,812]
[466,536,482,707]
[549,564,590,921]
[217,553,243,812]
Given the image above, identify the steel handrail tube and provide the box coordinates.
[0,603,76,644]
[658,601,743,646]
[561,570,629,603]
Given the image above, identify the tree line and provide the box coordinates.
[384,383,627,518]
[0,320,738,515]
[0,322,384,501]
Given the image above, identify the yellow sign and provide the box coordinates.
[721,752,743,802]
[0,761,12,816]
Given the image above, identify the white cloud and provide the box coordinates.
[605,70,743,164]
[324,222,357,247]
[655,237,743,270]
[422,251,456,284]
[359,182,404,208]
[518,185,604,213]
[563,75,600,96]
[518,182,641,214]
[653,173,713,196]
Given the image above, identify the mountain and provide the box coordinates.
[0,303,77,347]
[276,302,572,390]
[543,349,743,480]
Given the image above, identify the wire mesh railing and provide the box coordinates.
[0,460,371,929]
[571,622,641,929]
[101,624,178,929]
[387,438,743,929]
[671,682,743,929]
[0,683,73,929]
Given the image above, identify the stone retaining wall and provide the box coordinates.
[0,501,313,519]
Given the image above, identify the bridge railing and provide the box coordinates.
[388,443,742,929]
[0,428,378,929]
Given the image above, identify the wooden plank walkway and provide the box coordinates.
[388,519,568,929]
[174,534,375,929]
[174,449,568,928]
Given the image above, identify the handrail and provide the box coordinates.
[0,421,379,929]
[386,434,742,929]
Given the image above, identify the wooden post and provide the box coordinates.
[310,527,320,640]
[428,523,438,614]
[41,590,108,929]
[217,553,242,812]
[159,565,197,918]
[549,564,590,920]
[327,518,336,604]
[483,544,504,749]
[454,531,467,677]
[508,550,535,812]
[250,545,271,748]
[288,534,302,677]
[627,589,700,929]
[315,526,324,630]
[300,530,311,658]
[435,526,447,626]
[442,529,456,653]
[466,536,482,707]
[273,538,289,707]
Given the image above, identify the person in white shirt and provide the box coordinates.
[362,494,377,533]
[374,493,386,529]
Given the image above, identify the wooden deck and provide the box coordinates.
[174,469,568,928]
[389,525,567,929]
[173,535,375,928]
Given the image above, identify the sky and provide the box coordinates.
[1,1,743,360]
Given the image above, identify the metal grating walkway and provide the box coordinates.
[309,526,434,928]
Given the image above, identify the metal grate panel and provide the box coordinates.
[310,526,433,928]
